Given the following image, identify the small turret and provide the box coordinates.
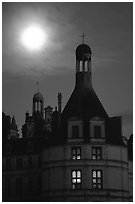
[32,82,44,119]
[8,116,19,139]
[10,116,17,130]
[44,106,53,132]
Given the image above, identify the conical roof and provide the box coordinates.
[62,72,108,123]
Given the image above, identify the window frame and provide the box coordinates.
[92,147,102,160]
[92,170,102,189]
[90,118,105,139]
[71,147,81,160]
[71,170,82,190]
[94,125,101,138]
[72,125,79,138]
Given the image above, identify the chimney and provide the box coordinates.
[58,93,62,113]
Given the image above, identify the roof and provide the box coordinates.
[62,72,108,123]
[76,44,91,60]
[33,92,44,101]
[45,106,53,110]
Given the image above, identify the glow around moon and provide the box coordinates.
[21,25,46,51]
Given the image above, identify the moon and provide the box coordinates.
[21,25,46,51]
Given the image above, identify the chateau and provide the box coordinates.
[2,41,133,201]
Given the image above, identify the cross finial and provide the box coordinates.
[37,81,39,92]
[81,33,85,44]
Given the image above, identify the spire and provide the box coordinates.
[37,81,39,93]
[81,33,85,44]
[10,116,17,130]
[58,93,62,114]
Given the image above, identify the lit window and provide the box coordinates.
[72,126,79,138]
[94,126,101,138]
[71,147,81,160]
[92,170,102,189]
[92,147,102,160]
[71,170,82,190]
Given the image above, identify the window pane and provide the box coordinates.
[77,179,81,183]
[77,184,81,189]
[98,179,101,183]
[93,171,96,178]
[98,184,101,188]
[92,147,96,154]
[72,149,76,154]
[77,171,81,178]
[72,171,76,178]
[72,179,76,183]
[94,126,101,138]
[97,155,101,160]
[92,155,96,160]
[72,156,76,160]
[72,126,79,138]
[97,171,101,177]
[77,148,80,154]
[93,184,97,188]
[77,155,81,160]
[97,148,101,154]
[72,184,75,189]
[93,179,96,183]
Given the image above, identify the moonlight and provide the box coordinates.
[21,25,46,51]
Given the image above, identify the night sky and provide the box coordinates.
[2,2,133,137]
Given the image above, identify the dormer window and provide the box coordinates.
[94,125,101,138]
[67,118,83,141]
[72,126,79,138]
[90,117,105,139]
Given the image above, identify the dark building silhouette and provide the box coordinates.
[2,41,133,201]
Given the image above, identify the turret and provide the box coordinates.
[62,36,108,124]
[33,91,44,119]
[61,35,109,142]
[8,116,19,139]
